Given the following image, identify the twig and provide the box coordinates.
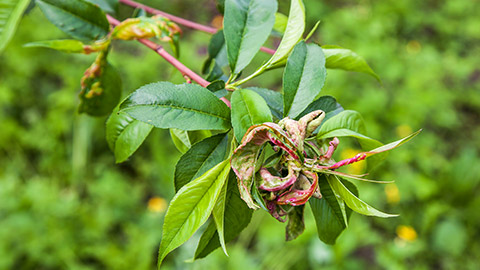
[118,0,275,55]
[106,15,231,107]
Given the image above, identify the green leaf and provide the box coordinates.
[322,45,380,82]
[231,89,272,142]
[296,95,343,121]
[283,41,327,118]
[119,82,231,131]
[106,108,153,163]
[248,87,283,120]
[169,129,212,154]
[286,205,305,241]
[85,0,118,14]
[224,0,277,74]
[36,0,110,41]
[0,0,30,52]
[310,174,348,244]
[265,0,305,68]
[78,62,122,116]
[273,12,288,34]
[194,173,253,259]
[174,133,229,192]
[202,30,229,82]
[158,159,231,267]
[327,175,397,218]
[23,39,86,53]
[212,176,229,256]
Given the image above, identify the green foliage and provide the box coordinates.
[282,41,326,118]
[224,0,277,75]
[36,0,110,41]
[119,82,231,130]
[24,39,87,53]
[322,45,380,81]
[0,0,30,52]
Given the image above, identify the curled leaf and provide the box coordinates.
[277,170,318,206]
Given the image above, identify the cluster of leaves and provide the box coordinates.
[3,0,420,268]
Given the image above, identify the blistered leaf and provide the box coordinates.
[224,0,277,74]
[119,82,231,131]
[158,160,230,266]
[231,123,301,208]
[323,45,380,82]
[79,61,122,116]
[327,175,397,217]
[36,0,110,41]
[106,108,153,163]
[283,41,327,119]
[0,0,30,52]
[231,89,272,142]
[174,133,229,192]
[286,205,305,241]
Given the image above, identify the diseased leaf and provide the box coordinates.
[0,0,30,52]
[283,41,327,118]
[158,160,231,267]
[174,133,229,192]
[106,108,153,163]
[78,62,122,116]
[286,205,305,241]
[195,173,253,259]
[119,82,231,131]
[231,89,272,142]
[327,175,397,218]
[323,45,380,82]
[224,0,277,74]
[248,87,283,120]
[264,0,305,68]
[36,0,110,41]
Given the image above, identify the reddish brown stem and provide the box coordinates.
[107,15,231,107]
[118,0,275,55]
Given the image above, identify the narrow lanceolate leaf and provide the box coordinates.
[36,0,110,41]
[224,0,277,74]
[23,40,86,53]
[283,41,327,119]
[310,174,349,245]
[296,96,343,121]
[195,173,253,259]
[265,0,305,69]
[231,89,272,142]
[119,82,231,131]
[174,133,229,192]
[362,130,421,158]
[322,45,380,82]
[327,175,397,218]
[212,177,229,256]
[0,0,30,52]
[106,109,153,163]
[158,160,231,267]
[248,87,283,120]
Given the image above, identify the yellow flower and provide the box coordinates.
[148,197,167,213]
[385,184,400,204]
[396,225,418,241]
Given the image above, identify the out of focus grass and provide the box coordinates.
[0,0,479,269]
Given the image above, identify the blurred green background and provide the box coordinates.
[1,0,479,269]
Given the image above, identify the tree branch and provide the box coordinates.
[106,15,231,107]
[118,0,275,55]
